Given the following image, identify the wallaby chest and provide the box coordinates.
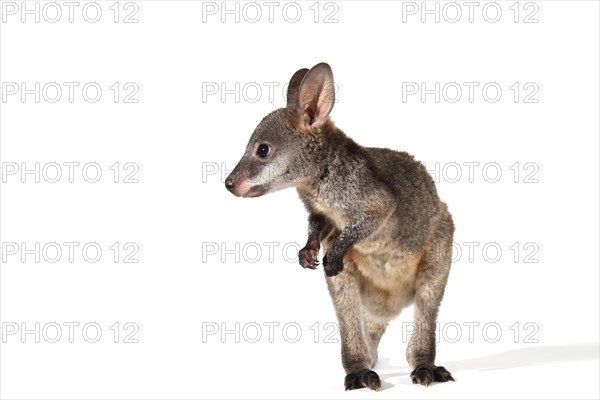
[312,197,349,231]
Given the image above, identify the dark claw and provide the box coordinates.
[411,365,434,386]
[344,369,381,391]
[411,364,454,386]
[344,372,362,391]
[434,366,455,382]
[363,370,382,391]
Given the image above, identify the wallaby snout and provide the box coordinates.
[224,173,250,197]
[225,164,265,198]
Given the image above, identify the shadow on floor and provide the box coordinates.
[446,342,599,372]
[376,342,599,387]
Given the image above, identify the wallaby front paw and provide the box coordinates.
[410,364,454,386]
[323,254,344,276]
[344,369,381,391]
[298,246,319,269]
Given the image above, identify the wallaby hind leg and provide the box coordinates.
[326,271,381,391]
[406,209,455,386]
[363,314,388,368]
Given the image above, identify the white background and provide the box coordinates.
[1,1,599,399]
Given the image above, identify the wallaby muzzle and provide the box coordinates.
[225,165,267,198]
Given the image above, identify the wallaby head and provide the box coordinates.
[225,63,336,197]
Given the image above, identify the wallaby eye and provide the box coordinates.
[257,143,271,158]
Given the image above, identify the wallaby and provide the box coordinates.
[225,63,455,391]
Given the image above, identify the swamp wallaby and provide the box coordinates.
[225,63,455,391]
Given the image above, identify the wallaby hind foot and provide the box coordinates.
[410,364,455,386]
[345,369,381,391]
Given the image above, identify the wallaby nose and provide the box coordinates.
[225,178,235,192]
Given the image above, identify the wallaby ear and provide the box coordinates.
[297,63,335,129]
[286,68,309,110]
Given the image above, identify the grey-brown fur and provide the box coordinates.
[226,63,455,391]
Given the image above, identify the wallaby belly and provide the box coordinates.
[346,243,421,319]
